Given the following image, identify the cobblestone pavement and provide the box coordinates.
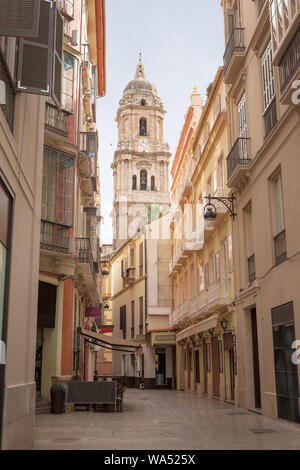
[34,389,300,450]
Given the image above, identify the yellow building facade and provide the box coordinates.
[170,69,238,403]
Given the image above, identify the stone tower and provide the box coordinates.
[112,59,171,249]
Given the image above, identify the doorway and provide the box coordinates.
[272,302,300,424]
[155,348,166,386]
[224,332,235,401]
[203,339,208,394]
[211,336,220,398]
[251,307,261,409]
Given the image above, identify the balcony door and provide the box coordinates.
[237,92,249,159]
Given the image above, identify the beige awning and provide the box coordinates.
[151,332,177,346]
[176,315,218,342]
[80,328,141,351]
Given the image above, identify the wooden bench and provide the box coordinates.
[67,381,118,412]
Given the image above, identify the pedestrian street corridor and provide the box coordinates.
[34,389,300,450]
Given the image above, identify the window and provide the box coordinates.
[244,203,256,282]
[139,118,147,136]
[132,175,137,190]
[141,99,146,106]
[139,243,144,277]
[41,147,75,226]
[262,42,275,112]
[62,54,74,113]
[238,92,248,139]
[151,176,155,191]
[198,264,205,292]
[270,171,287,265]
[139,296,144,334]
[209,253,214,285]
[190,264,195,298]
[140,170,147,191]
[120,305,126,339]
[261,41,277,136]
[130,354,135,376]
[215,252,220,282]
[205,263,209,289]
[130,248,135,267]
[270,0,297,52]
[217,157,225,191]
[131,300,135,339]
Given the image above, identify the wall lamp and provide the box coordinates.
[204,194,236,221]
[220,318,229,331]
[209,328,215,336]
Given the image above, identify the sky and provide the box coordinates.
[96,0,225,244]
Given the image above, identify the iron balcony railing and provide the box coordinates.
[227,137,251,181]
[75,237,95,277]
[274,230,287,266]
[264,98,278,138]
[80,131,98,156]
[40,221,73,254]
[57,0,74,20]
[248,255,256,283]
[223,28,245,73]
[0,51,15,132]
[258,0,266,15]
[279,28,300,94]
[45,102,69,137]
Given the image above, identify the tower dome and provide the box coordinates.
[120,58,162,108]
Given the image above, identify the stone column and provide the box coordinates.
[117,161,121,191]
[164,162,168,192]
[121,160,125,191]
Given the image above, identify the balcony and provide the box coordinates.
[274,230,287,266]
[0,52,15,132]
[45,102,69,138]
[226,137,251,188]
[57,0,74,20]
[223,28,246,84]
[80,131,98,156]
[123,268,136,286]
[40,221,72,254]
[278,28,300,104]
[75,237,97,281]
[170,280,232,328]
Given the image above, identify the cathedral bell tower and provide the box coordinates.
[112,58,171,249]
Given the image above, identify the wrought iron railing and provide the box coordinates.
[264,98,277,138]
[248,255,256,283]
[45,102,69,137]
[223,28,245,73]
[258,0,266,15]
[274,230,287,265]
[75,237,95,275]
[0,51,15,132]
[226,137,251,181]
[40,220,72,253]
[279,28,300,93]
[57,0,74,20]
[80,131,98,155]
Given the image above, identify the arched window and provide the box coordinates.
[141,99,146,106]
[139,118,147,136]
[140,170,147,190]
[132,175,137,190]
[151,176,155,191]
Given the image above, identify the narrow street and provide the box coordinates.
[34,390,300,450]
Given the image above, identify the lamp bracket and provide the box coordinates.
[205,194,236,220]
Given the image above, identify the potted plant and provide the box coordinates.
[50,383,66,414]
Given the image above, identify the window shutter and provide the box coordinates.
[16,0,54,95]
[0,0,40,38]
[51,5,63,108]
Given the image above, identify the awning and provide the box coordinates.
[176,315,218,342]
[151,332,177,346]
[79,328,141,352]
